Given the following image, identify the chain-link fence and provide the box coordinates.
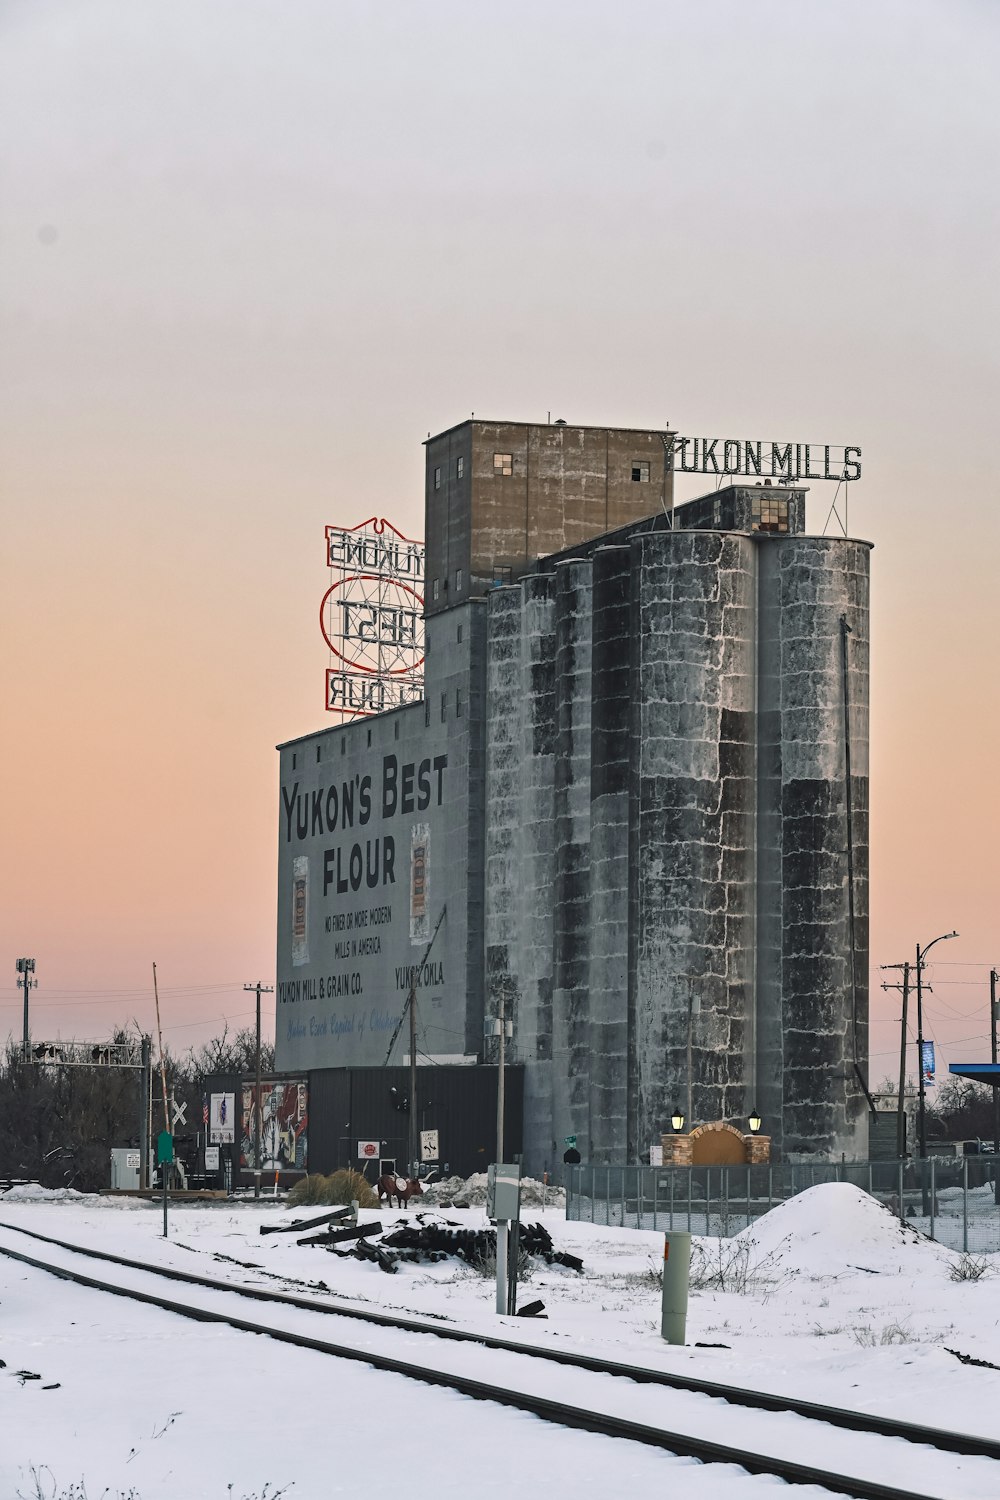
[565,1158,1000,1253]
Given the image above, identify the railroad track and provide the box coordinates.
[0,1219,995,1500]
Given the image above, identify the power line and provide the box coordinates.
[0,982,246,999]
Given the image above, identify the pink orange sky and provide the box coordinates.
[2,1,999,1095]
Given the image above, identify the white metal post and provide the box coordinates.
[496,1221,508,1314]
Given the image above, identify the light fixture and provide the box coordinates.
[671,1108,686,1133]
[748,1108,763,1135]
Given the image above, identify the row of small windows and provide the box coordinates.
[424,621,464,654]
[433,455,466,490]
[423,688,463,726]
[436,454,655,486]
[495,452,650,481]
[432,567,463,601]
[436,453,656,486]
[292,681,471,768]
[291,714,407,770]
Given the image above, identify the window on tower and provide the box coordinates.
[752,494,790,534]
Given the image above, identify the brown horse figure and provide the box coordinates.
[377,1174,424,1209]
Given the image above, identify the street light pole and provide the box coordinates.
[685,986,700,1130]
[915,931,958,1159]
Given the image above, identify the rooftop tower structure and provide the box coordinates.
[423,419,674,616]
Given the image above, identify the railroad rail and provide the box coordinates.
[0,1220,995,1500]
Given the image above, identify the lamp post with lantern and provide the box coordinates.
[915,931,958,1160]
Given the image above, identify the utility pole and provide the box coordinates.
[244,982,274,1199]
[496,988,506,1164]
[16,958,37,1063]
[383,907,446,1176]
[991,967,999,1158]
[152,963,171,1238]
[408,975,419,1176]
[139,1034,152,1189]
[883,963,911,1158]
[896,963,910,1159]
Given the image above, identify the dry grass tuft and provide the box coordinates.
[287,1169,377,1209]
[948,1252,996,1283]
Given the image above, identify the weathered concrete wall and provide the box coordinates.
[629,529,757,1156]
[551,559,594,1159]
[424,426,474,614]
[484,586,523,1066]
[588,546,632,1161]
[517,574,557,1173]
[484,577,558,1177]
[757,537,871,1160]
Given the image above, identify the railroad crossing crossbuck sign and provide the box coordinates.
[171,1099,187,1128]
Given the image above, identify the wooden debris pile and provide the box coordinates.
[259,1204,585,1279]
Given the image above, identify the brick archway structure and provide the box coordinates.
[688,1121,748,1165]
[660,1122,772,1166]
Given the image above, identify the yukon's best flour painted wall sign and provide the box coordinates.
[275,688,471,1073]
[322,517,425,718]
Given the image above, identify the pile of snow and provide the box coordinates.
[734,1182,949,1274]
[420,1172,488,1206]
[0,1184,86,1203]
[420,1172,564,1209]
[0,1184,149,1210]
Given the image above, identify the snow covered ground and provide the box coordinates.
[1,1183,999,1499]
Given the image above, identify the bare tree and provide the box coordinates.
[182,1024,275,1079]
[0,1022,274,1191]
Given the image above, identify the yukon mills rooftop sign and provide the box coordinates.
[665,436,861,482]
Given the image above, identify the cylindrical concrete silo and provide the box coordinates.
[517,572,557,1175]
[484,586,525,1065]
[588,545,632,1162]
[551,558,594,1160]
[756,536,872,1160]
[629,528,757,1158]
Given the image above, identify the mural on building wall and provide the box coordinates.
[240,1080,308,1171]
